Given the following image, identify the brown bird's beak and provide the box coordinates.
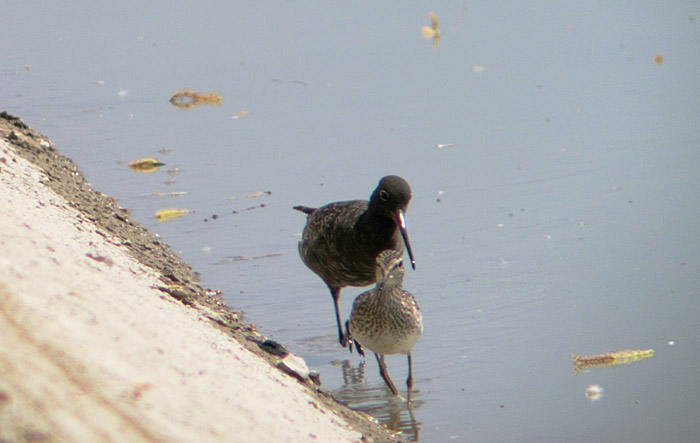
[397,209,416,270]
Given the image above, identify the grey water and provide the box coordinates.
[3,2,700,441]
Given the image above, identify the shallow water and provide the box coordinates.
[3,2,700,441]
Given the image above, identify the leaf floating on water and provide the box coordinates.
[422,26,436,39]
[430,11,439,28]
[572,349,654,374]
[155,208,191,221]
[422,11,440,48]
[128,158,166,172]
[170,89,223,109]
[654,54,663,65]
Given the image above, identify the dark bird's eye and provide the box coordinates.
[380,190,389,201]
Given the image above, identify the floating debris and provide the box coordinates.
[246,190,272,199]
[232,109,250,119]
[436,143,455,149]
[128,158,165,172]
[422,11,440,48]
[230,190,272,201]
[572,349,654,373]
[654,54,663,65]
[155,208,191,222]
[585,384,604,402]
[150,191,187,197]
[169,89,223,109]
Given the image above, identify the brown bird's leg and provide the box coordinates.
[375,353,399,395]
[330,287,347,347]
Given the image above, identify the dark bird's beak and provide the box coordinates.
[397,209,416,270]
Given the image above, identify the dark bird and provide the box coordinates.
[294,175,415,347]
[347,249,423,403]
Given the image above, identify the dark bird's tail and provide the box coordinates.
[293,205,316,215]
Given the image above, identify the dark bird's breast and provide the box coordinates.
[298,200,404,289]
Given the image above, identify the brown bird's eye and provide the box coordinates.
[380,190,389,201]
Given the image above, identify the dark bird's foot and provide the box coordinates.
[346,322,364,356]
[354,340,365,357]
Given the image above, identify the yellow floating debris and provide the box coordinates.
[128,158,165,172]
[155,208,191,222]
[572,349,654,373]
[169,89,223,109]
[421,12,440,48]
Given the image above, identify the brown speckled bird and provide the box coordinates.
[347,249,423,403]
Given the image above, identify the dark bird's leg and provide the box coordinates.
[406,352,414,404]
[375,353,399,395]
[329,286,348,347]
[346,320,364,356]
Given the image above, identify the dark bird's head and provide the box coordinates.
[369,175,416,269]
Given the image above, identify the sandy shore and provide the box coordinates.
[0,113,400,442]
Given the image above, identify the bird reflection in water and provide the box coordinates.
[333,359,421,441]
